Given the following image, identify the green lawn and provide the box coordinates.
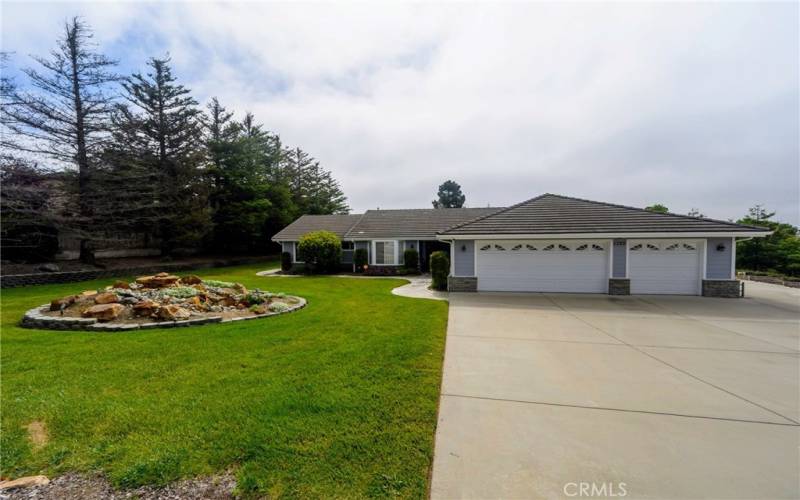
[0,263,448,498]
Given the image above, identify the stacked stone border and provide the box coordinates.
[21,296,306,332]
[1,256,276,289]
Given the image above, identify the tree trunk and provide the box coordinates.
[68,23,95,265]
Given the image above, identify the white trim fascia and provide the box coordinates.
[701,239,708,282]
[624,239,630,279]
[437,231,772,240]
[449,240,455,276]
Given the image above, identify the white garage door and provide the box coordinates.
[629,240,702,295]
[476,240,609,293]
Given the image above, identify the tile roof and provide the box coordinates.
[272,214,362,241]
[439,194,769,236]
[345,208,503,240]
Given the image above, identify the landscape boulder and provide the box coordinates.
[94,292,119,304]
[158,304,191,321]
[82,303,125,322]
[180,275,203,285]
[132,299,160,317]
[136,273,181,288]
[49,295,75,311]
[112,280,130,289]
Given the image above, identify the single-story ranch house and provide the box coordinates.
[272,194,770,297]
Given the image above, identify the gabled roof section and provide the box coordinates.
[345,207,503,240]
[272,214,363,241]
[439,194,770,236]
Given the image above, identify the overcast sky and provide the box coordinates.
[2,1,798,223]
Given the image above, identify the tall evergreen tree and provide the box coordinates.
[111,56,209,254]
[1,18,118,263]
[283,147,349,215]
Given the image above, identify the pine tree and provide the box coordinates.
[432,180,466,208]
[111,56,209,254]
[1,18,118,263]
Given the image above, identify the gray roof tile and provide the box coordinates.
[345,208,502,240]
[439,194,768,235]
[272,214,363,241]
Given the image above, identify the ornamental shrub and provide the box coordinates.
[430,250,450,291]
[281,251,292,271]
[354,248,368,272]
[297,230,341,274]
[403,248,419,272]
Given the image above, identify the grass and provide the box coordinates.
[0,263,448,498]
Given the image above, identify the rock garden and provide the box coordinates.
[21,273,305,331]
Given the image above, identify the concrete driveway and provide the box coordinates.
[431,281,799,499]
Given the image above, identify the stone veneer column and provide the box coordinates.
[608,278,630,295]
[702,279,741,298]
[448,276,477,292]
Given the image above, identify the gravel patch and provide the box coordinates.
[3,472,236,500]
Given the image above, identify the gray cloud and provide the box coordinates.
[3,1,798,223]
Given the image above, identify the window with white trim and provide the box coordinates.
[374,240,397,265]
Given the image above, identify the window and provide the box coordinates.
[511,244,523,251]
[591,244,604,251]
[646,244,659,251]
[526,244,537,251]
[576,244,588,251]
[342,241,354,250]
[480,244,491,251]
[630,244,643,251]
[494,244,506,251]
[558,244,570,251]
[542,244,555,251]
[664,243,679,251]
[682,243,696,251]
[374,240,397,265]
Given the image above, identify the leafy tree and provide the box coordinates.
[110,56,209,254]
[645,203,669,214]
[1,18,118,263]
[736,205,800,276]
[432,180,465,208]
[687,208,705,218]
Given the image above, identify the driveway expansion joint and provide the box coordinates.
[441,393,800,427]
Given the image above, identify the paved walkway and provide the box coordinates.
[431,287,799,499]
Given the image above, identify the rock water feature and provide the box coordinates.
[21,273,305,331]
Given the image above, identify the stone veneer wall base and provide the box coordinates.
[608,278,630,295]
[702,279,741,298]
[448,276,477,292]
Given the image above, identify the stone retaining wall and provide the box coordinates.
[448,276,477,292]
[702,279,742,298]
[1,256,275,289]
[20,296,306,332]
